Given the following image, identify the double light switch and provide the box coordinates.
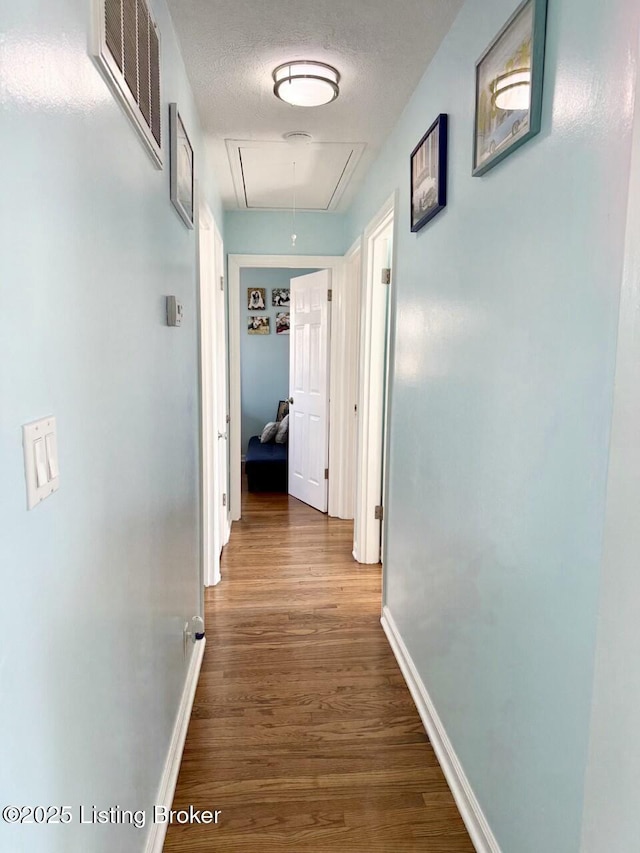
[22,416,60,510]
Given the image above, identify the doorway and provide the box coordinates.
[228,254,347,521]
[353,193,397,565]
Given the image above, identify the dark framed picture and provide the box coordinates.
[410,114,448,232]
[473,0,548,176]
[169,103,194,228]
[247,288,266,310]
[276,400,289,422]
[272,288,290,307]
[247,316,270,335]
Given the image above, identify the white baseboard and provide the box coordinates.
[380,607,501,853]
[144,638,206,853]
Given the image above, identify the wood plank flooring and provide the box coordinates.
[163,488,473,852]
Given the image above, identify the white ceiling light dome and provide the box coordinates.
[273,61,340,107]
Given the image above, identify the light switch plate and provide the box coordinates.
[22,416,60,510]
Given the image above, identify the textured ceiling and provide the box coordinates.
[166,0,464,211]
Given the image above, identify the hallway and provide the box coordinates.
[163,490,474,852]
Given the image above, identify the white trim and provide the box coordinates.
[380,204,400,599]
[194,185,205,617]
[380,608,501,853]
[144,639,206,853]
[353,193,396,563]
[328,238,362,518]
[228,254,345,521]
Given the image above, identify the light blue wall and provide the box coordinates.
[347,0,638,851]
[0,1,222,851]
[240,268,315,452]
[225,210,350,256]
[580,32,640,853]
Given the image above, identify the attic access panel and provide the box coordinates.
[227,140,365,211]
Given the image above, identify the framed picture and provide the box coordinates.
[410,114,448,232]
[473,0,548,176]
[247,316,270,335]
[247,288,266,310]
[276,400,289,422]
[272,288,290,307]
[276,312,290,335]
[169,103,194,228]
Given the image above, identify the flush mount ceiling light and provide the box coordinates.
[492,68,531,111]
[273,61,340,107]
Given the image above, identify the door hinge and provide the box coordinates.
[220,275,225,291]
[226,414,230,424]
[324,468,329,480]
[374,505,384,520]
[328,289,333,302]
[222,493,227,507]
[381,268,391,285]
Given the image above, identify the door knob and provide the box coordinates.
[288,397,294,405]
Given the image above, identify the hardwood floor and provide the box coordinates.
[163,488,473,852]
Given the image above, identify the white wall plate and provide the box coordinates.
[22,416,60,510]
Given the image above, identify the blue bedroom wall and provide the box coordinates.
[0,2,223,851]
[240,268,317,452]
[345,0,638,850]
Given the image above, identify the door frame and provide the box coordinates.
[332,238,362,520]
[353,191,398,566]
[213,225,231,555]
[197,198,224,587]
[227,254,345,521]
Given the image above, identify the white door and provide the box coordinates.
[213,226,230,553]
[288,270,331,512]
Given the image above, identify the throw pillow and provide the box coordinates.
[260,421,278,443]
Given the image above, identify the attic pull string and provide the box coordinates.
[291,161,297,248]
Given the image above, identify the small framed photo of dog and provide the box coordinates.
[272,288,290,307]
[276,312,290,335]
[247,288,266,310]
[247,316,270,335]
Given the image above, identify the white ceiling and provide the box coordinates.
[166,0,464,211]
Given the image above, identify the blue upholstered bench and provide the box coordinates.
[245,435,288,492]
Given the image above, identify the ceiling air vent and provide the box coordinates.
[92,0,163,168]
[283,131,313,143]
